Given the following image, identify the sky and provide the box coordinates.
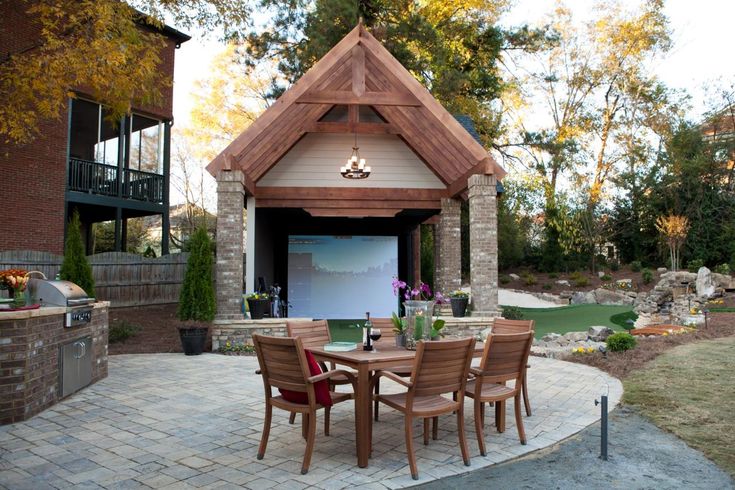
[168,0,735,205]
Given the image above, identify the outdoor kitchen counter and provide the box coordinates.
[0,301,109,425]
[0,301,109,320]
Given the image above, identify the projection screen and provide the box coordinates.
[288,235,398,319]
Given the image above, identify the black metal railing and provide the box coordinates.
[68,158,164,203]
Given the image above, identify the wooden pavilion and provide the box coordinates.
[207,23,505,320]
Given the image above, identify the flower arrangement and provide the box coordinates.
[448,290,469,299]
[0,269,29,307]
[391,278,445,303]
[246,292,270,300]
[0,269,28,290]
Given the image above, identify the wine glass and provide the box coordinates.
[369,328,382,353]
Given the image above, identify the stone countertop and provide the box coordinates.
[0,301,109,320]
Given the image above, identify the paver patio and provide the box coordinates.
[0,354,621,489]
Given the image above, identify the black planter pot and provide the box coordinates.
[179,327,208,356]
[247,298,271,320]
[450,297,468,317]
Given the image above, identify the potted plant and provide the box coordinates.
[448,290,469,317]
[430,319,446,340]
[246,292,271,320]
[391,312,406,347]
[177,227,215,355]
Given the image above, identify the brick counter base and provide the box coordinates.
[0,304,109,425]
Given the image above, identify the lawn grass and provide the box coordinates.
[508,304,631,338]
[624,337,735,477]
[328,304,632,341]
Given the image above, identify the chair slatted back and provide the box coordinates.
[492,318,535,335]
[371,318,395,343]
[253,334,311,395]
[477,332,534,384]
[287,320,332,350]
[411,338,476,397]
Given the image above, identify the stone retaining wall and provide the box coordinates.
[211,318,304,350]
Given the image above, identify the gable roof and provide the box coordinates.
[206,23,505,197]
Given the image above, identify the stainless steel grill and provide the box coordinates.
[28,279,95,327]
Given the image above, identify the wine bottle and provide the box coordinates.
[363,311,373,351]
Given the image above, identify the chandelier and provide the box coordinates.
[340,133,371,179]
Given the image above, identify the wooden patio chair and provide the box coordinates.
[371,337,476,480]
[491,318,535,416]
[466,331,534,456]
[370,317,412,422]
[253,334,357,475]
[286,320,354,427]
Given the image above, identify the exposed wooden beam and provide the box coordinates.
[296,90,421,106]
[447,157,496,197]
[348,104,359,124]
[304,208,400,218]
[351,45,365,96]
[255,187,448,200]
[306,121,399,134]
[206,25,361,175]
[258,199,440,210]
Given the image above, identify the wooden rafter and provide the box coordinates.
[296,90,421,106]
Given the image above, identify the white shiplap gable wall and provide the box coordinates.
[257,133,445,188]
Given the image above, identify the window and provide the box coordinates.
[129,114,163,174]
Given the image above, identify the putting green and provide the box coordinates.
[510,304,631,338]
[328,304,633,341]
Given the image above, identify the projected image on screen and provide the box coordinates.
[288,235,398,319]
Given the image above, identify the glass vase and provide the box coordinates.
[404,300,435,350]
[12,289,26,308]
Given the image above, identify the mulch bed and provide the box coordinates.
[564,312,735,379]
[501,267,658,295]
[108,304,213,355]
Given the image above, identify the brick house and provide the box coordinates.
[0,4,189,255]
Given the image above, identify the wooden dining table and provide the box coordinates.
[309,341,486,468]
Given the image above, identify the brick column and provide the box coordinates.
[216,170,245,320]
[434,198,462,294]
[468,174,498,316]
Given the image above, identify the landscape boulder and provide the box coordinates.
[556,279,571,287]
[571,291,596,304]
[509,273,521,281]
[541,333,562,342]
[588,326,614,342]
[563,331,588,342]
[657,267,668,274]
[696,267,716,299]
[594,288,635,305]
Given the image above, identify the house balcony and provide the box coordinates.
[68,157,164,204]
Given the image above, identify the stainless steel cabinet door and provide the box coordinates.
[60,336,92,398]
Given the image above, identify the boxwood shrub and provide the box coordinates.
[606,332,637,352]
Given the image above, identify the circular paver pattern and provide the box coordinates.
[0,354,621,489]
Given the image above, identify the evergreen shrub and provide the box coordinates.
[606,332,636,352]
[177,227,216,322]
[59,210,95,296]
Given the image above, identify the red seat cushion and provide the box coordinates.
[279,350,333,407]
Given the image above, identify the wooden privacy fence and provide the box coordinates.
[0,250,189,308]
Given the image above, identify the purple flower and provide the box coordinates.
[434,291,445,304]
[420,282,432,298]
[392,277,407,296]
[411,288,420,298]
[404,290,411,300]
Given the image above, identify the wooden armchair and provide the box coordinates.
[371,337,476,480]
[491,318,535,416]
[370,317,413,422]
[253,334,357,474]
[286,320,354,428]
[466,331,534,456]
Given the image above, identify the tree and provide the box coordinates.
[60,210,95,296]
[655,214,688,271]
[0,0,250,145]
[244,0,553,146]
[182,43,273,162]
[177,227,216,322]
